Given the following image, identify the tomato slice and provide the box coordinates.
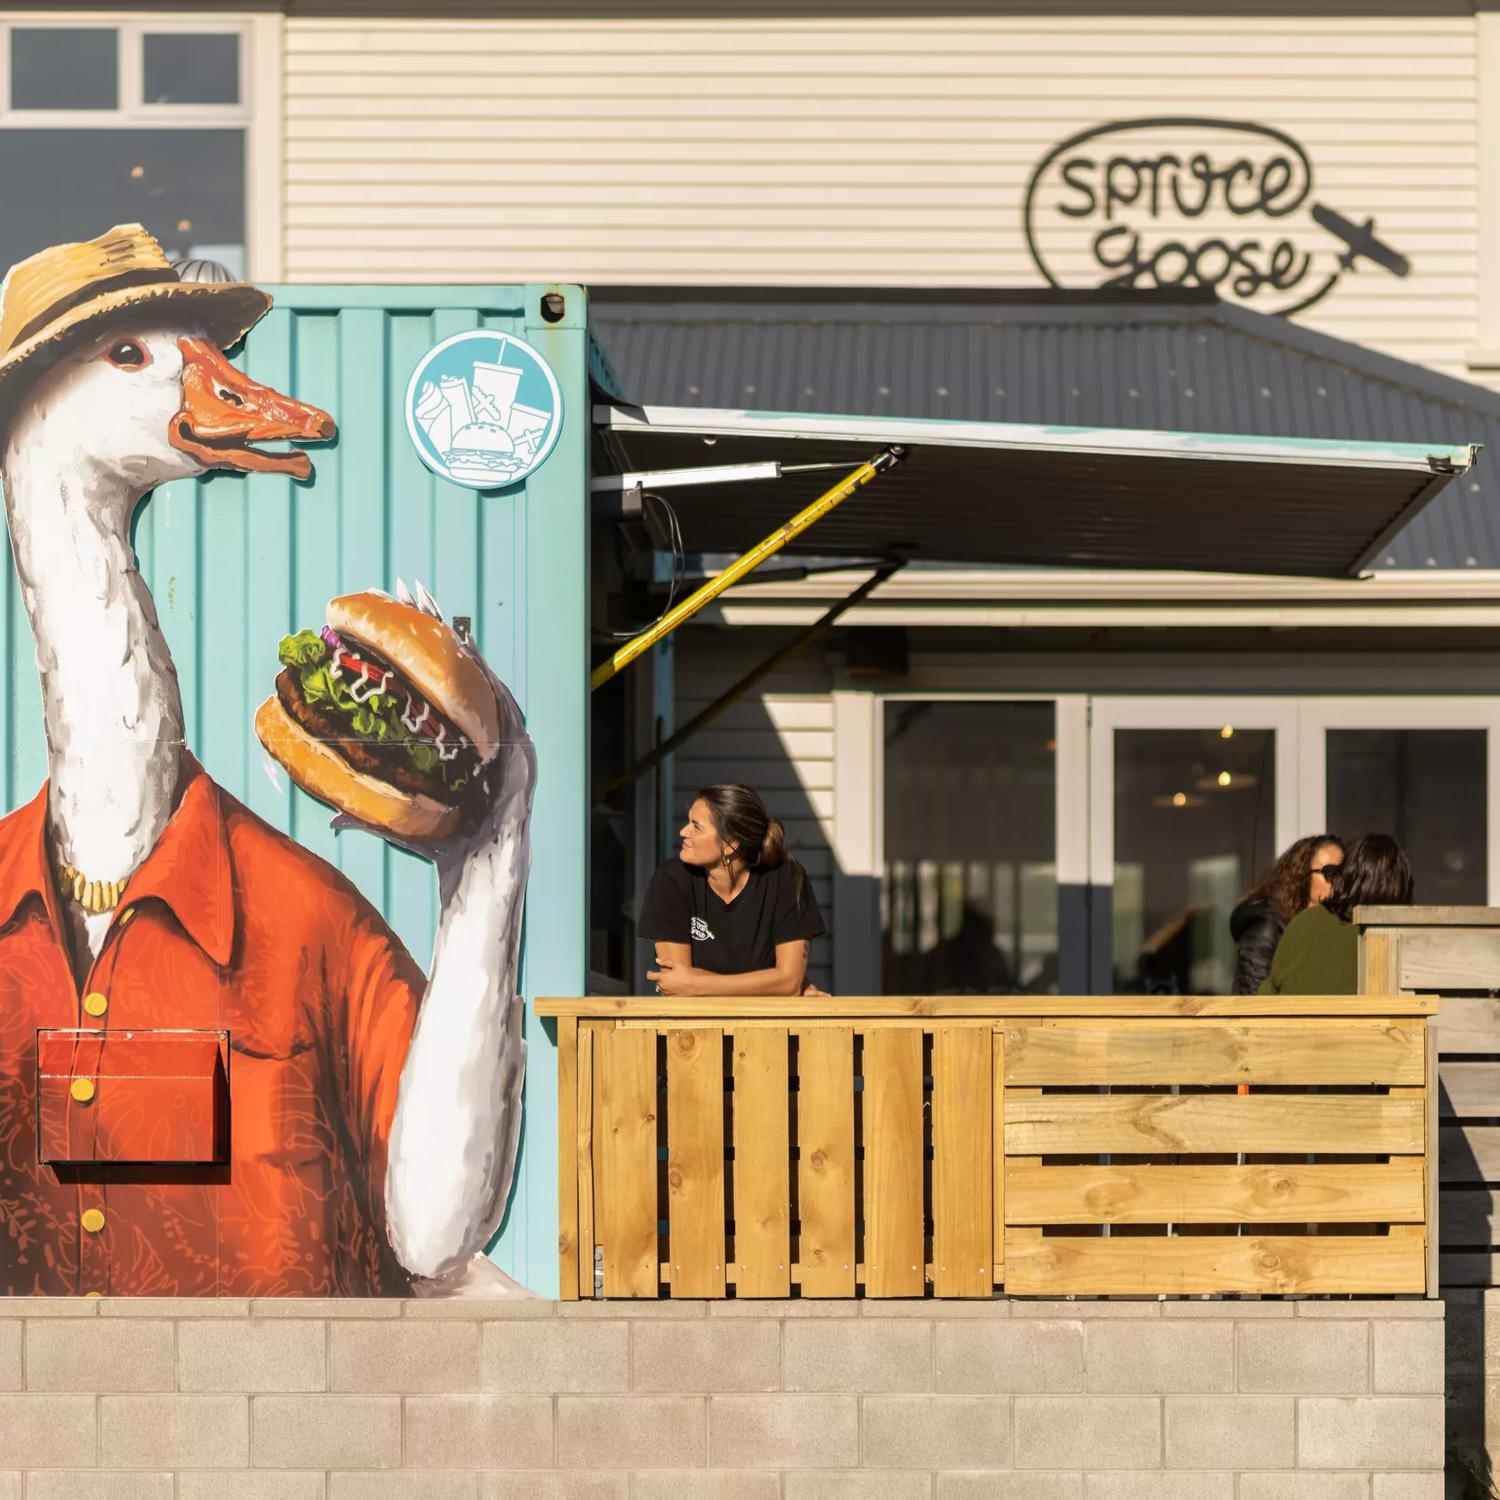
[337,650,386,685]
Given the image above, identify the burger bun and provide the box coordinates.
[254,695,463,843]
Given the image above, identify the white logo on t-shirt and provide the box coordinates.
[690,916,713,942]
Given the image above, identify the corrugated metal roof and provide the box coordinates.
[589,288,1499,569]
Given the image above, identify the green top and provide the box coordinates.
[1258,903,1359,995]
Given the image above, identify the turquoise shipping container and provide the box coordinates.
[0,284,589,1297]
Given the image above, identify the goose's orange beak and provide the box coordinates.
[170,336,336,480]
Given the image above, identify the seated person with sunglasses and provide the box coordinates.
[1260,833,1414,996]
[1230,833,1344,995]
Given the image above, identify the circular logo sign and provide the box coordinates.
[405,330,563,491]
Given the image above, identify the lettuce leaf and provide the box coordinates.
[278,630,328,670]
[277,628,469,787]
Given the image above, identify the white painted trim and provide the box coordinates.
[1054,695,1090,891]
[600,404,1474,474]
[1296,696,1500,906]
[245,13,283,282]
[713,603,1500,630]
[721,568,1500,605]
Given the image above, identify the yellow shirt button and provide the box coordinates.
[117,908,134,927]
[82,992,107,1018]
[69,1078,95,1104]
[80,1209,105,1234]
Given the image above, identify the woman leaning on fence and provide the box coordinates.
[640,783,826,997]
[1259,833,1414,996]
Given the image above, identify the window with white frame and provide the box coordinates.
[0,18,250,278]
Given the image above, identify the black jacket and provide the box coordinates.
[1230,897,1285,995]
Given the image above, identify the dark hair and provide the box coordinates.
[1323,833,1415,922]
[1241,832,1344,926]
[695,783,806,906]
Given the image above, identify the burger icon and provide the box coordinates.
[444,422,520,486]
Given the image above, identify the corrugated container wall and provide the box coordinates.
[0,285,589,1298]
[283,10,1481,383]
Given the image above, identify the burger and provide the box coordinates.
[254,592,500,841]
[444,422,520,486]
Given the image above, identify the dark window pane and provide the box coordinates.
[882,701,1057,995]
[11,28,117,111]
[143,34,239,106]
[1113,728,1276,994]
[0,130,244,278]
[1327,729,1486,905]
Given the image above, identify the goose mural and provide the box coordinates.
[0,224,535,1297]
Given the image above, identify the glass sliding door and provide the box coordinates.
[1091,700,1298,995]
[881,699,1058,994]
[1301,700,1500,907]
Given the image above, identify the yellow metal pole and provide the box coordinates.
[590,445,906,692]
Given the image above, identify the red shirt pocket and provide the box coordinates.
[36,1028,229,1164]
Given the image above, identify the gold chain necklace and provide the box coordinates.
[60,864,128,915]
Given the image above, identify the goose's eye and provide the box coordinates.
[105,339,149,369]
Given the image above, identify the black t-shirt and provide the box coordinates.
[638,857,825,975]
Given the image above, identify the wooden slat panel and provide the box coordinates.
[1003,1021,1422,1086]
[557,1016,580,1301]
[666,1029,726,1298]
[992,1031,1005,1285]
[598,1026,660,1299]
[1435,997,1500,1054]
[1005,1232,1427,1296]
[1441,1125,1500,1181]
[1360,928,1400,996]
[732,1027,791,1298]
[1005,1161,1424,1225]
[1401,930,1500,992]
[862,1028,924,1298]
[577,1023,597,1300]
[1005,1094,1424,1156]
[538,994,1434,1020]
[1425,1023,1439,1297]
[1439,1061,1500,1117]
[932,1028,993,1297]
[796,1027,855,1297]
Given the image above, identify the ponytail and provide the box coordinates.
[697,784,807,908]
[759,815,788,868]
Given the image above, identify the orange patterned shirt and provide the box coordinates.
[0,759,421,1296]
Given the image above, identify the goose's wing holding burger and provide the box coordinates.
[254,591,502,842]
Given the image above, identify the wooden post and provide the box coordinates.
[556,1016,579,1301]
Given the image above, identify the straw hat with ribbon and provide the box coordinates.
[0,223,270,413]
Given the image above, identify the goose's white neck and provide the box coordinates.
[2,425,185,887]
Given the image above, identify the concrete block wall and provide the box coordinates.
[0,1296,1445,1497]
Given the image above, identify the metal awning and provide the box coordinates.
[596,405,1478,578]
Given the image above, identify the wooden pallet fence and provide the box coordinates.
[540,996,1436,1300]
[1000,1016,1431,1297]
[1357,906,1500,1291]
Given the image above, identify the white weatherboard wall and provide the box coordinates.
[283,8,1484,382]
[672,647,836,993]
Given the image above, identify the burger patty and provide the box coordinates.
[276,668,476,805]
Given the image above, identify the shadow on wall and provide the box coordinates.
[1443,1069,1495,1496]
